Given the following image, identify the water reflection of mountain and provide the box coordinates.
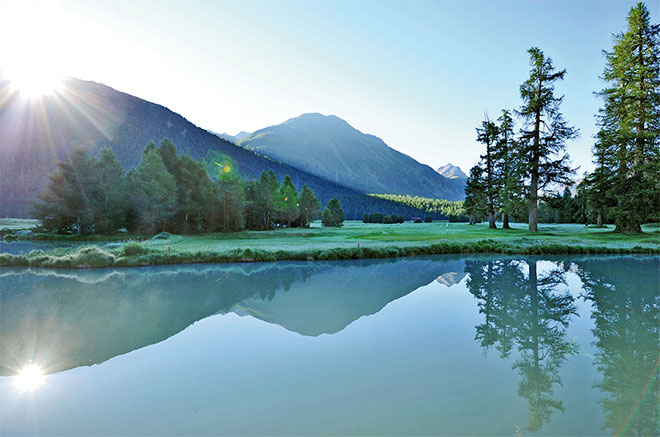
[0,257,465,376]
[235,259,465,336]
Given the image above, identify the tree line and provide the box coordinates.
[465,2,659,233]
[368,194,466,220]
[32,139,345,235]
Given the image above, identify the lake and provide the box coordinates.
[0,255,658,436]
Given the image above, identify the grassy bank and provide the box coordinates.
[1,221,658,268]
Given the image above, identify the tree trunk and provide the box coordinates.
[528,175,538,232]
[469,214,476,225]
[615,221,643,234]
[488,212,496,229]
[529,78,541,233]
[503,214,510,229]
[596,211,602,228]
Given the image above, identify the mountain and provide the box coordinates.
[437,163,467,180]
[0,78,433,219]
[238,113,465,200]
[216,131,250,143]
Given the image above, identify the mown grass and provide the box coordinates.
[0,221,658,268]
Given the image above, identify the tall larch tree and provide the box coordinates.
[495,109,522,229]
[517,47,578,232]
[464,165,487,225]
[476,117,500,228]
[595,2,660,233]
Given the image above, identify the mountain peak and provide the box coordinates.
[437,164,467,180]
[239,114,465,200]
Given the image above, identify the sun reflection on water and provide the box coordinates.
[14,364,45,392]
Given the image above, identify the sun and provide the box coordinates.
[7,68,63,98]
[14,364,45,392]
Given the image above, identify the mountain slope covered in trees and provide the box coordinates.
[238,113,465,200]
[0,78,437,219]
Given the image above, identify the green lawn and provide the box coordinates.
[0,218,40,231]
[2,221,658,268]
[141,221,660,253]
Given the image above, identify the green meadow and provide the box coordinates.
[1,219,658,268]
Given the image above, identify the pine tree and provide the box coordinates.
[91,147,131,234]
[32,146,96,234]
[595,2,660,233]
[322,197,345,227]
[495,109,524,229]
[476,117,500,228]
[214,156,244,233]
[278,175,300,228]
[299,184,321,227]
[177,154,216,233]
[584,134,616,227]
[464,165,487,225]
[517,47,578,232]
[129,144,177,234]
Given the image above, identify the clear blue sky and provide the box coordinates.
[1,0,657,175]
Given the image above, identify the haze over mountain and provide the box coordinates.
[437,163,467,180]
[239,113,465,201]
[0,77,436,219]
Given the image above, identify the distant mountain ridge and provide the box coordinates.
[0,78,441,219]
[215,131,250,143]
[239,113,465,201]
[437,164,467,180]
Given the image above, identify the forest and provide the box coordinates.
[464,3,659,233]
[31,139,346,235]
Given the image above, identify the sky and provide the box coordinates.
[1,0,658,175]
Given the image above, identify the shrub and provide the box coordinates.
[152,232,172,240]
[71,246,116,267]
[121,242,149,257]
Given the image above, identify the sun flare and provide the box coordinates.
[14,364,45,392]
[8,69,63,98]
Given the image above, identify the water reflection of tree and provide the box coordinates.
[466,258,577,433]
[576,257,659,436]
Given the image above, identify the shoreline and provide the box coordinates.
[1,239,658,269]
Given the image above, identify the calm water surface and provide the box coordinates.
[0,255,658,436]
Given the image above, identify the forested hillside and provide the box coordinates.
[0,78,430,219]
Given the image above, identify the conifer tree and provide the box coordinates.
[278,175,300,228]
[495,109,523,229]
[476,117,500,228]
[322,197,345,227]
[129,144,177,234]
[595,2,660,233]
[32,146,96,234]
[91,146,131,234]
[464,165,487,225]
[517,47,578,232]
[299,184,321,227]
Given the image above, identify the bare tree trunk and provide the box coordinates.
[596,211,602,228]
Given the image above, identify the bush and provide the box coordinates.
[71,246,116,267]
[121,242,149,257]
[152,232,172,240]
